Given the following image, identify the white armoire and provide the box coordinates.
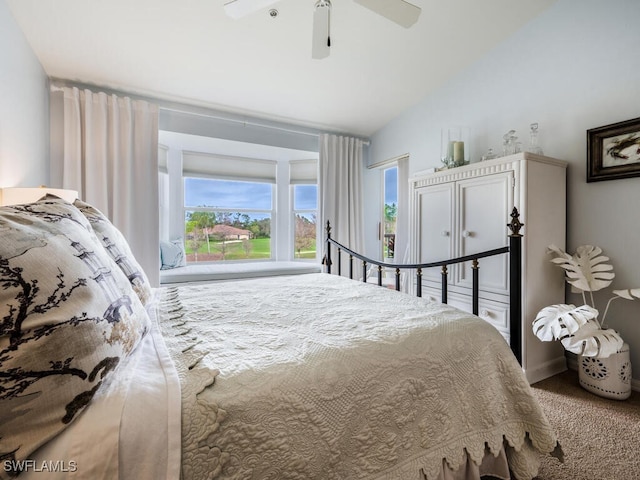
[410,152,568,384]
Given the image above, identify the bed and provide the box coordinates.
[0,196,562,480]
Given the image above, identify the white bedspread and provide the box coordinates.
[158,273,561,480]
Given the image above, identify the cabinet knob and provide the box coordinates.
[480,309,490,317]
[462,230,474,238]
[441,230,450,237]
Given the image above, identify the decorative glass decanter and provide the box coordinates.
[527,123,543,155]
[502,130,517,156]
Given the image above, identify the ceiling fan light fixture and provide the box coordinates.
[311,0,331,60]
[223,0,421,60]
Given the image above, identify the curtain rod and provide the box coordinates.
[160,105,320,139]
[161,105,370,145]
[367,153,408,169]
[50,83,370,146]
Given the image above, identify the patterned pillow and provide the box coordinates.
[74,199,152,305]
[0,197,150,474]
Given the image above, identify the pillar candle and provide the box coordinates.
[453,141,465,163]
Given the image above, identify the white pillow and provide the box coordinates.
[160,239,186,270]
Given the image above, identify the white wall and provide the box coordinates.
[367,0,640,383]
[0,0,49,187]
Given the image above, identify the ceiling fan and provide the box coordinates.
[223,0,422,59]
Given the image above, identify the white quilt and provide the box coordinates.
[158,273,561,480]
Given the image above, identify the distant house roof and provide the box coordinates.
[208,224,251,237]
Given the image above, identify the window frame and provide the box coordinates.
[182,177,276,263]
[291,183,319,262]
[175,160,318,265]
[158,133,320,267]
[382,165,398,261]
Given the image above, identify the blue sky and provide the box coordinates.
[294,184,317,210]
[185,169,393,217]
[385,167,398,205]
[185,178,318,212]
[185,178,272,209]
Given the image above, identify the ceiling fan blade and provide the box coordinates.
[353,0,421,28]
[312,1,331,60]
[223,0,282,19]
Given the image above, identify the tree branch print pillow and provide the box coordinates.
[0,196,150,477]
[73,199,152,305]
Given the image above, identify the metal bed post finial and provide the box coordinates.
[508,207,524,237]
[323,220,333,274]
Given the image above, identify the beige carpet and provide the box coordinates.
[531,369,640,480]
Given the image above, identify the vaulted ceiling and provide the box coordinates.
[7,0,556,137]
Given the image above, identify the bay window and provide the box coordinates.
[163,146,318,265]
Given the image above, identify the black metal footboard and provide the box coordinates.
[322,208,523,364]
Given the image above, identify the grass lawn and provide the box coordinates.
[295,249,316,259]
[186,237,317,261]
[185,237,267,260]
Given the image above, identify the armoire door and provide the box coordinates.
[415,182,454,284]
[455,172,514,295]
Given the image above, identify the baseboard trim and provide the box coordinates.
[526,356,568,385]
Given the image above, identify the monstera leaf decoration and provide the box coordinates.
[612,288,640,300]
[532,303,624,358]
[533,245,638,358]
[532,304,598,342]
[560,322,624,358]
[547,244,614,292]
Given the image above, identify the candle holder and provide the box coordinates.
[441,126,470,168]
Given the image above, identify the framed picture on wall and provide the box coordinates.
[587,117,640,182]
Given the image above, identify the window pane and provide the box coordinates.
[383,167,398,260]
[184,210,271,262]
[294,213,316,259]
[384,167,398,206]
[184,177,272,209]
[293,184,317,210]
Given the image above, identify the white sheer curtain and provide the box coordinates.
[318,133,364,277]
[61,87,160,286]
